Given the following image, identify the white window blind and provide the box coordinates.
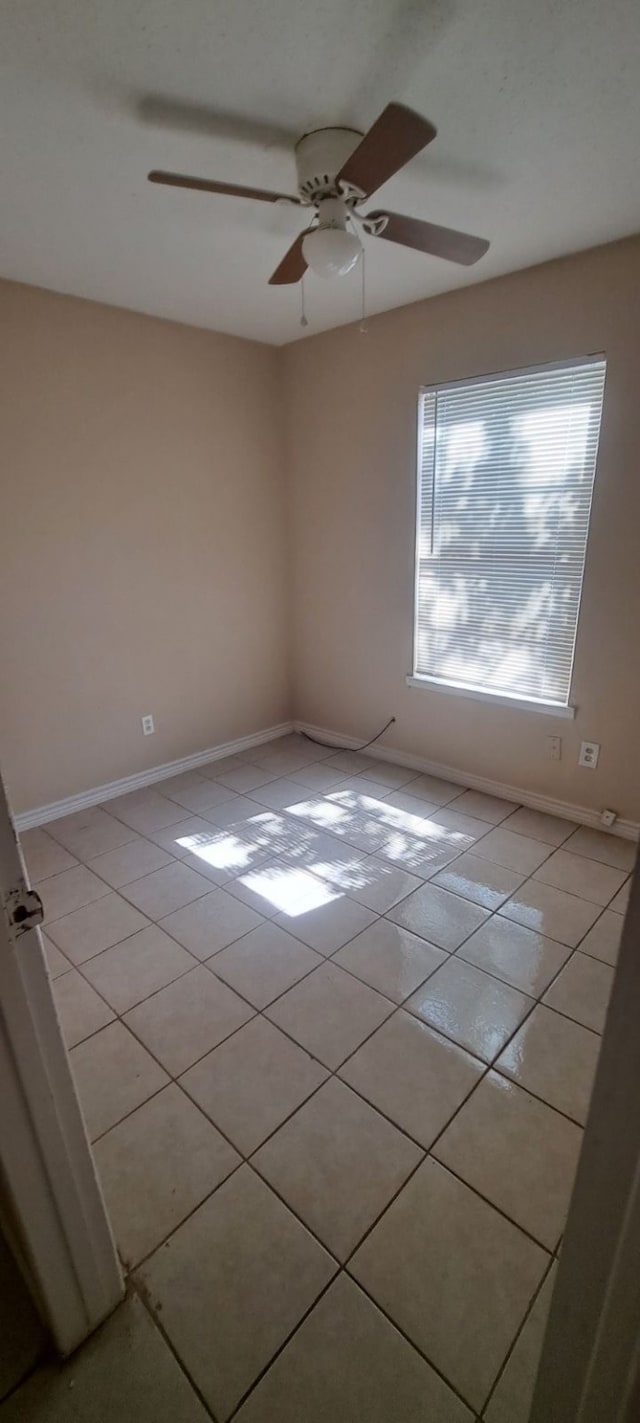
[413,358,606,708]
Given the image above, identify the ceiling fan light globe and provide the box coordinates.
[302,227,361,279]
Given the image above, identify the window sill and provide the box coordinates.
[406,674,576,719]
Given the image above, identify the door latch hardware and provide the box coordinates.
[2,885,44,941]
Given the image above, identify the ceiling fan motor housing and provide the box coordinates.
[294,127,363,202]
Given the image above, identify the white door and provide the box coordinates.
[0,767,122,1356]
[530,851,640,1421]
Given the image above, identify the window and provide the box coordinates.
[411,357,606,712]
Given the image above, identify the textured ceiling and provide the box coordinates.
[1,0,639,344]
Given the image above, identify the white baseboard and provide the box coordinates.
[294,720,640,842]
[17,714,639,845]
[14,722,294,832]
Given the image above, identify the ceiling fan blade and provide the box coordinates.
[366,209,490,265]
[269,229,313,285]
[336,103,437,200]
[148,171,301,204]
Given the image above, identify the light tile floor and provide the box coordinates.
[8,733,635,1421]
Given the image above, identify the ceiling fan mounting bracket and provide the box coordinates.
[336,178,366,205]
[359,212,389,237]
[294,126,363,203]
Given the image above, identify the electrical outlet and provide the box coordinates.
[579,740,600,769]
[141,714,155,736]
[546,735,562,761]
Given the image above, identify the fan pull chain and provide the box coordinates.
[359,246,367,334]
[300,275,308,328]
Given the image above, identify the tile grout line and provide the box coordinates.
[47,872,625,1001]
[478,1251,557,1419]
[219,1158,486,1423]
[99,970,558,1277]
[130,1276,222,1423]
[422,1153,559,1255]
[92,946,554,1302]
[139,1159,489,1423]
[61,800,611,1136]
[85,933,553,1291]
[40,781,627,961]
[221,1271,340,1423]
[223,1185,489,1423]
[30,744,629,1415]
[340,1251,495,1421]
[121,892,601,1411]
[57,795,614,1153]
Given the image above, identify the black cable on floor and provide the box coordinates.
[300,716,396,753]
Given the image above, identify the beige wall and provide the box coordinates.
[284,236,640,820]
[0,280,289,814]
[3,237,640,822]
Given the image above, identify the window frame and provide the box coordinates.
[409,354,606,717]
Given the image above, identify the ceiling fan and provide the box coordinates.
[148,102,490,285]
